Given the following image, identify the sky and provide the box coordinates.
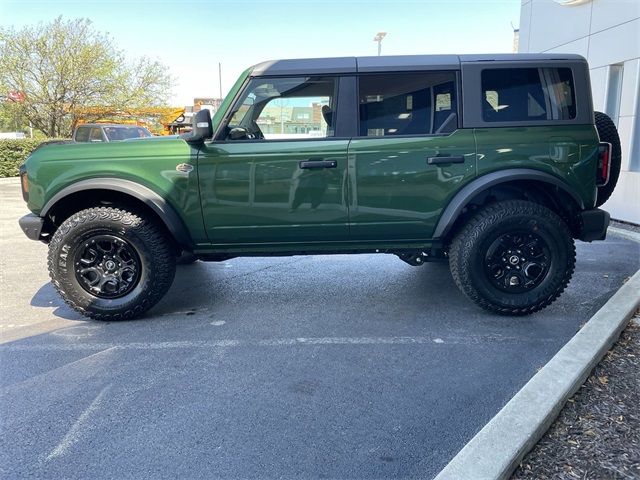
[1,0,522,106]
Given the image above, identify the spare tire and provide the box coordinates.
[594,111,621,207]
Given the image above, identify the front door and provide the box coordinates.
[347,71,477,241]
[198,76,349,246]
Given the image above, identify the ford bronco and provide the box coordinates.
[18,54,621,320]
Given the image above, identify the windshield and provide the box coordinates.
[103,127,152,141]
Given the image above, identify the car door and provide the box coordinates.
[197,75,350,246]
[347,71,476,241]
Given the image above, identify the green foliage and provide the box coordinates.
[0,102,28,133]
[0,138,68,177]
[0,17,174,137]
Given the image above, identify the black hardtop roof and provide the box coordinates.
[250,53,587,76]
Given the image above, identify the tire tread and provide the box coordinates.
[47,206,175,320]
[449,200,576,315]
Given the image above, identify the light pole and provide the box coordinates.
[218,62,223,100]
[373,32,387,56]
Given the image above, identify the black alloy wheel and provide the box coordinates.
[74,234,141,299]
[483,232,551,294]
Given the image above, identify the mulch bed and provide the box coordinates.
[512,314,640,479]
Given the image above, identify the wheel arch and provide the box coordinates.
[41,178,193,249]
[434,169,585,241]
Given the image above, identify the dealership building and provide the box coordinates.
[519,0,640,223]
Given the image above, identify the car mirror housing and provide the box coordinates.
[181,109,213,144]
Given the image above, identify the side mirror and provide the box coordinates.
[181,109,212,144]
[229,127,249,140]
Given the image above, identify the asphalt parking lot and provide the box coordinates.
[1,177,639,479]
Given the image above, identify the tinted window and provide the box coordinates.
[104,127,152,141]
[224,76,338,140]
[74,127,90,142]
[89,128,104,142]
[358,72,458,137]
[482,68,576,122]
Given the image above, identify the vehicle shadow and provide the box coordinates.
[29,262,222,322]
[30,282,87,321]
[151,261,226,316]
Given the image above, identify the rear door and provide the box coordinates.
[347,71,476,241]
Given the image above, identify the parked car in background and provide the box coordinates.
[73,124,152,143]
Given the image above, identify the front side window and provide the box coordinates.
[482,67,576,122]
[221,76,338,141]
[358,72,458,137]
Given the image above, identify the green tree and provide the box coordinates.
[0,101,27,133]
[0,17,173,137]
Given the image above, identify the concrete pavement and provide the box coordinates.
[1,177,639,479]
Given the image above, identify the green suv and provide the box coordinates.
[18,54,620,320]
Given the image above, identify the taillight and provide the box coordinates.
[19,164,29,202]
[596,142,611,187]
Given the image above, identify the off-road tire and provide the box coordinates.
[48,207,176,320]
[594,111,621,207]
[449,200,576,315]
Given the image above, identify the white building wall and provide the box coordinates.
[519,0,640,224]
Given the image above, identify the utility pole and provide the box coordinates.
[218,62,223,100]
[373,32,387,56]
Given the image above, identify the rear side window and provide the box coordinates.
[358,72,458,137]
[74,127,90,142]
[104,127,152,141]
[89,128,105,142]
[482,68,576,122]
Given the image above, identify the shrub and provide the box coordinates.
[0,138,69,177]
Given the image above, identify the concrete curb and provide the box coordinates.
[435,269,640,479]
[609,225,640,243]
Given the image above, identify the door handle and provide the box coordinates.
[427,155,465,165]
[299,159,337,169]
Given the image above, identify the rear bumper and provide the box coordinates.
[577,208,610,242]
[19,214,44,241]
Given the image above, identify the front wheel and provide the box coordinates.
[448,200,576,315]
[48,207,176,320]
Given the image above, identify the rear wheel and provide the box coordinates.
[48,207,176,320]
[594,111,621,207]
[449,200,575,315]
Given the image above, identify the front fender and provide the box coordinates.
[41,178,193,248]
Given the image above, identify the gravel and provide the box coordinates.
[512,313,640,479]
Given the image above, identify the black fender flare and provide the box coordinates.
[41,178,193,248]
[433,169,585,239]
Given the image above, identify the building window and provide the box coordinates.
[358,72,458,136]
[605,64,624,127]
[481,68,576,122]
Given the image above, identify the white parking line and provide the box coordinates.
[45,384,111,461]
[0,333,554,352]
